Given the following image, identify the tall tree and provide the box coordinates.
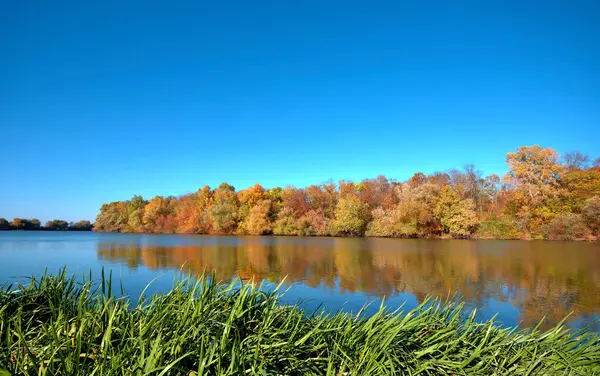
[210,184,239,233]
[563,151,590,171]
[94,202,127,232]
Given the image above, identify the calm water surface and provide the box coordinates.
[1,232,599,331]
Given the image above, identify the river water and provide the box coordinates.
[1,232,599,331]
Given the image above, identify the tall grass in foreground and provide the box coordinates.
[1,270,599,376]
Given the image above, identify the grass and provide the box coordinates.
[0,270,599,375]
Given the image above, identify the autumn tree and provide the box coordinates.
[504,145,564,233]
[306,182,338,219]
[543,214,590,240]
[88,145,599,240]
[434,186,477,237]
[210,183,239,233]
[407,172,427,188]
[176,186,213,233]
[244,199,273,235]
[394,183,442,236]
[143,196,178,233]
[334,196,370,236]
[124,195,147,232]
[505,145,563,204]
[357,175,394,210]
[265,187,284,218]
[563,151,590,171]
[281,187,310,217]
[582,196,600,235]
[94,202,127,232]
[560,168,600,212]
[298,209,330,236]
[10,218,26,230]
[273,208,299,235]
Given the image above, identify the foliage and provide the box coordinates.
[560,168,600,212]
[44,219,69,231]
[0,218,90,231]
[90,145,600,240]
[71,220,93,231]
[476,216,522,239]
[543,214,590,240]
[273,208,299,235]
[334,197,370,236]
[143,196,177,233]
[243,199,272,235]
[1,270,600,375]
[434,186,478,237]
[582,196,600,235]
[210,186,239,234]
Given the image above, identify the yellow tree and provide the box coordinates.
[334,196,370,236]
[504,145,564,233]
[244,199,273,235]
[434,186,478,237]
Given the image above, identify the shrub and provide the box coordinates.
[543,213,590,240]
[582,196,600,235]
[476,217,522,239]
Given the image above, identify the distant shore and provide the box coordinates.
[0,218,92,231]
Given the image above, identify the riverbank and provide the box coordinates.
[1,271,599,375]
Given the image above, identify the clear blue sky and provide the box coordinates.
[1,1,599,222]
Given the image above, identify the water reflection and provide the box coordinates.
[96,236,600,330]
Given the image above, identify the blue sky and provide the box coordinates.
[1,1,599,222]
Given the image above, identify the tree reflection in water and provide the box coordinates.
[97,237,600,330]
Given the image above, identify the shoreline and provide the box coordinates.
[2,229,598,241]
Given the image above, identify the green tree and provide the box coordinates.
[334,197,370,236]
[273,208,299,235]
[210,184,239,233]
[0,218,9,230]
[45,220,69,231]
[29,219,41,229]
[124,195,147,232]
[71,220,93,231]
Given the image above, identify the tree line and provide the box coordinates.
[0,218,93,231]
[93,145,600,240]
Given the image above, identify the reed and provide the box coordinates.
[1,269,599,375]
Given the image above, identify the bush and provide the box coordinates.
[543,213,590,240]
[582,196,600,235]
[476,217,522,239]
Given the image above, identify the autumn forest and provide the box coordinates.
[85,146,600,241]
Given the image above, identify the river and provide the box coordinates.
[1,231,599,331]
